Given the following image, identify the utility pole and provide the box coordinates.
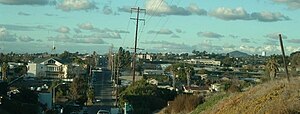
[279,34,290,82]
[130,7,145,84]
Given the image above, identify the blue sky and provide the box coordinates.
[0,0,299,55]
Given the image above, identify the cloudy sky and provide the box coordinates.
[0,0,299,55]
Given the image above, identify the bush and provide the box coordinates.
[192,93,229,114]
[165,94,204,114]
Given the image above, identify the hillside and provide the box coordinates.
[228,51,250,58]
[193,77,300,114]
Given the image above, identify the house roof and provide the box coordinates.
[33,57,66,64]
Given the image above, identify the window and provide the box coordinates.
[48,59,55,64]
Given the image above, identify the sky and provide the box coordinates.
[0,0,299,55]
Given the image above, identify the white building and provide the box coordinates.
[186,59,221,66]
[143,69,164,75]
[27,57,68,79]
[136,54,155,61]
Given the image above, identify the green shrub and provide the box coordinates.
[192,93,228,114]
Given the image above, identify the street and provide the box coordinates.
[87,56,116,114]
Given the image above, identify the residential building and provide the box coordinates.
[186,59,221,66]
[136,53,156,61]
[27,57,68,79]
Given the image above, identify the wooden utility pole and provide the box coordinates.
[130,7,145,84]
[279,34,290,82]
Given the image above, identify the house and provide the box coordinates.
[185,59,221,66]
[143,70,164,75]
[147,78,158,85]
[182,85,210,95]
[210,83,221,92]
[142,63,164,75]
[136,53,156,61]
[27,57,68,79]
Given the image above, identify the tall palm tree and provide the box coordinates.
[1,62,8,81]
[266,58,279,80]
[170,65,178,90]
[185,67,193,88]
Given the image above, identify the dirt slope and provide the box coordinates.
[201,77,300,114]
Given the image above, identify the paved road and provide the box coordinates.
[87,69,116,114]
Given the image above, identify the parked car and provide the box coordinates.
[97,110,110,114]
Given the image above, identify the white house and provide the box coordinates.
[143,69,164,75]
[27,57,68,79]
[186,59,221,66]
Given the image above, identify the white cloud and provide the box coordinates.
[229,34,239,39]
[187,3,207,15]
[45,13,58,16]
[241,38,251,43]
[175,29,182,33]
[74,28,82,33]
[119,0,206,16]
[74,32,121,39]
[48,34,106,44]
[286,46,300,53]
[18,35,34,42]
[141,40,192,53]
[210,7,290,22]
[171,34,180,38]
[251,11,290,22]
[265,33,288,39]
[148,29,173,35]
[287,39,300,44]
[94,28,129,34]
[103,5,113,15]
[264,39,278,45]
[56,26,70,33]
[78,22,94,30]
[0,27,17,42]
[273,0,300,9]
[56,0,97,11]
[0,0,50,5]
[36,39,43,42]
[197,32,224,38]
[118,6,131,13]
[18,11,30,16]
[210,7,251,20]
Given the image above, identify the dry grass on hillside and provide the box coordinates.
[201,77,300,114]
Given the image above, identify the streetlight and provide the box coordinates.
[52,82,66,109]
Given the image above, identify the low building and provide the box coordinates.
[143,69,164,75]
[186,59,221,66]
[27,57,68,79]
[182,85,210,95]
[136,53,156,61]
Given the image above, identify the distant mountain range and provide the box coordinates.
[228,51,250,58]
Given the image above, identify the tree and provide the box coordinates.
[265,57,279,80]
[69,77,87,104]
[185,66,192,87]
[1,62,8,81]
[119,80,175,114]
[13,65,27,77]
[222,57,235,67]
[165,63,195,83]
[86,88,94,105]
[290,52,300,76]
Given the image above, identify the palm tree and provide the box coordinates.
[170,65,178,90]
[185,67,192,88]
[266,58,279,80]
[1,62,8,81]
